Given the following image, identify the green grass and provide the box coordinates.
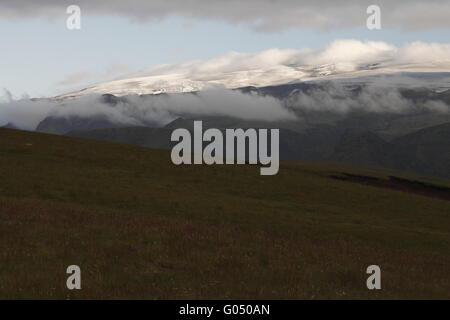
[0,128,449,299]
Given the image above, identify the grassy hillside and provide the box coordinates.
[0,128,449,299]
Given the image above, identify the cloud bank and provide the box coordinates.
[142,41,448,74]
[53,89,295,125]
[2,83,450,132]
[0,98,55,130]
[2,0,450,32]
[286,83,450,114]
[137,40,450,76]
[0,89,294,130]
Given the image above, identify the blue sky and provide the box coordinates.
[1,12,450,98]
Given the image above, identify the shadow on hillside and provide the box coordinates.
[330,173,450,201]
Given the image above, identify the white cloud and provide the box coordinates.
[130,39,450,79]
[58,72,92,86]
[0,88,294,130]
[53,89,295,125]
[0,97,55,129]
[287,82,450,114]
[1,1,450,32]
[57,62,133,95]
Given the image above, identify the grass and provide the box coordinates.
[0,127,449,299]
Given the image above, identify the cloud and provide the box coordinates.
[58,72,92,86]
[52,89,295,125]
[181,22,195,30]
[57,62,133,93]
[103,63,132,77]
[1,1,450,32]
[0,88,294,130]
[3,81,450,132]
[142,40,450,76]
[2,88,14,102]
[0,96,55,130]
[286,81,450,114]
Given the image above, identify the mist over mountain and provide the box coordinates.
[1,76,446,182]
[3,39,450,132]
[49,81,450,179]
[33,80,450,133]
[1,39,450,180]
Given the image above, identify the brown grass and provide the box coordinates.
[0,128,449,299]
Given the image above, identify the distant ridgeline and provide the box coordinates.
[33,83,450,180]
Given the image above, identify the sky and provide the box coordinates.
[1,0,450,98]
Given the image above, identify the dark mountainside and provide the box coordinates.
[67,118,450,179]
[0,122,18,129]
[36,83,450,179]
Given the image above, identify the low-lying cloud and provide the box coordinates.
[287,82,450,114]
[54,89,295,125]
[2,1,450,32]
[2,83,450,132]
[0,89,294,130]
[0,97,56,130]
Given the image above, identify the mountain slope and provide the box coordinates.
[0,128,449,299]
[392,122,450,177]
[65,117,450,179]
[330,129,395,167]
[56,66,450,99]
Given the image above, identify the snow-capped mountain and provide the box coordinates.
[56,62,450,100]
[55,40,450,99]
